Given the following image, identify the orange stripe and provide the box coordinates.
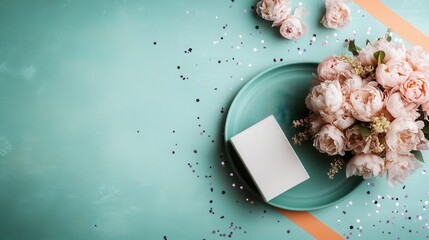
[353,0,429,51]
[278,209,344,240]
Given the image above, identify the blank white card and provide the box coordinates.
[230,115,309,202]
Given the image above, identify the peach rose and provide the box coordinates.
[385,118,428,154]
[346,153,385,179]
[317,55,351,81]
[279,15,307,39]
[399,72,429,104]
[385,89,419,120]
[341,74,364,96]
[345,125,371,154]
[308,80,344,115]
[321,103,355,130]
[333,105,355,129]
[385,153,420,187]
[406,45,429,72]
[321,0,351,29]
[313,124,346,156]
[349,82,384,122]
[358,39,406,66]
[357,43,377,66]
[256,0,291,26]
[382,41,407,63]
[375,59,412,89]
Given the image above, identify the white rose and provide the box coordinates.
[386,153,420,187]
[385,118,428,154]
[313,124,346,156]
[321,0,351,29]
[346,153,385,179]
[349,82,384,122]
[256,0,291,26]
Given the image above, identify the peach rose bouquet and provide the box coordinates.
[294,32,429,186]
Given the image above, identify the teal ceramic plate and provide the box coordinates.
[224,62,363,211]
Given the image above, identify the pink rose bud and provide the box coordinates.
[321,0,350,29]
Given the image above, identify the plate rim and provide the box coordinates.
[223,62,364,211]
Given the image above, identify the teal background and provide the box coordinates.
[0,0,428,239]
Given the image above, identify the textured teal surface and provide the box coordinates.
[0,0,429,239]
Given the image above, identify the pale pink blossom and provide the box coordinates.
[346,153,385,179]
[256,0,291,26]
[375,59,412,89]
[332,105,355,129]
[308,112,325,135]
[382,41,407,63]
[320,103,355,129]
[345,125,371,154]
[313,124,346,156]
[307,79,354,129]
[357,43,377,66]
[307,80,344,115]
[358,39,406,66]
[406,46,429,72]
[279,8,308,40]
[349,82,384,122]
[385,153,420,187]
[399,72,429,104]
[385,89,419,120]
[317,55,351,81]
[341,74,364,96]
[321,0,350,29]
[385,118,428,154]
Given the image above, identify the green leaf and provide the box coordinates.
[423,123,429,140]
[366,39,371,45]
[422,122,429,134]
[348,40,360,56]
[359,125,371,137]
[412,150,425,163]
[373,50,386,65]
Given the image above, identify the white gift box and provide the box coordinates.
[230,115,310,202]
